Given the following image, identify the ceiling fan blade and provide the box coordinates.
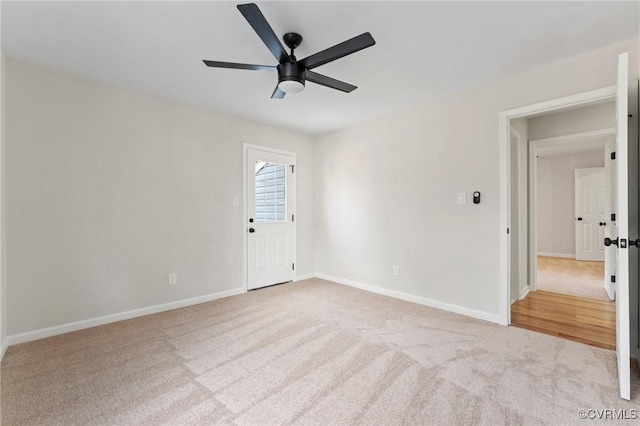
[300,32,375,70]
[202,60,276,72]
[306,71,357,93]
[237,3,290,63]
[271,86,286,99]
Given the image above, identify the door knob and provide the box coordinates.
[629,239,640,247]
[249,228,255,233]
[599,222,607,226]
[604,237,618,247]
[577,217,583,221]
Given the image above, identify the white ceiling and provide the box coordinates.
[2,1,638,135]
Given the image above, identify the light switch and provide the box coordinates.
[457,193,466,204]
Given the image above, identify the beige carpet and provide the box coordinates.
[536,256,609,301]
[1,278,639,425]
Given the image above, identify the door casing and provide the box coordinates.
[499,85,616,325]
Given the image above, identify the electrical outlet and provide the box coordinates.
[392,265,400,276]
[168,273,177,285]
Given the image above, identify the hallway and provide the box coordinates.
[536,256,608,301]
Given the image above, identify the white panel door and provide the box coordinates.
[246,147,296,290]
[575,167,605,261]
[604,136,616,300]
[614,52,630,401]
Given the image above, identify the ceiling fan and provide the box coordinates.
[202,3,375,98]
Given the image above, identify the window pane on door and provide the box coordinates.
[255,161,286,222]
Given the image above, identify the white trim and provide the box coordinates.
[509,126,529,312]
[528,138,537,291]
[293,273,316,282]
[501,86,616,120]
[530,128,616,146]
[537,252,576,259]
[1,341,7,360]
[243,143,297,292]
[519,286,530,301]
[6,287,245,347]
[317,273,502,325]
[499,85,616,326]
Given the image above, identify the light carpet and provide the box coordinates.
[1,278,639,425]
[536,256,609,301]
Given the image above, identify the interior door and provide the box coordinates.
[575,167,606,261]
[604,137,616,300]
[614,51,630,401]
[246,147,296,290]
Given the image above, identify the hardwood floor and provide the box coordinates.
[511,290,616,350]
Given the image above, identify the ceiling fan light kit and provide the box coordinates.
[202,3,375,99]
[277,57,306,94]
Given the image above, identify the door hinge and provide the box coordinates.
[290,165,295,173]
[507,228,509,234]
[611,152,616,160]
[611,213,616,221]
[292,214,295,222]
[292,263,295,270]
[611,275,616,283]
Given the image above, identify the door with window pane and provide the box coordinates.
[246,147,296,290]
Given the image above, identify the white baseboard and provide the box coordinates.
[315,273,502,325]
[519,286,530,300]
[6,287,245,347]
[537,252,576,259]
[1,340,7,361]
[294,273,316,282]
[3,272,506,349]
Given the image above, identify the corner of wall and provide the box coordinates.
[0,44,7,360]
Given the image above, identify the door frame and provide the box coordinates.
[508,126,521,304]
[527,128,615,290]
[242,143,297,292]
[499,85,616,325]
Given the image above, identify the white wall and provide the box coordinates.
[314,39,638,320]
[528,102,615,140]
[4,38,638,340]
[536,150,605,257]
[5,59,314,336]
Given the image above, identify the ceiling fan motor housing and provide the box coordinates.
[277,61,306,87]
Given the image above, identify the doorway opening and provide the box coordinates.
[499,86,617,325]
[510,102,617,350]
[530,127,615,303]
